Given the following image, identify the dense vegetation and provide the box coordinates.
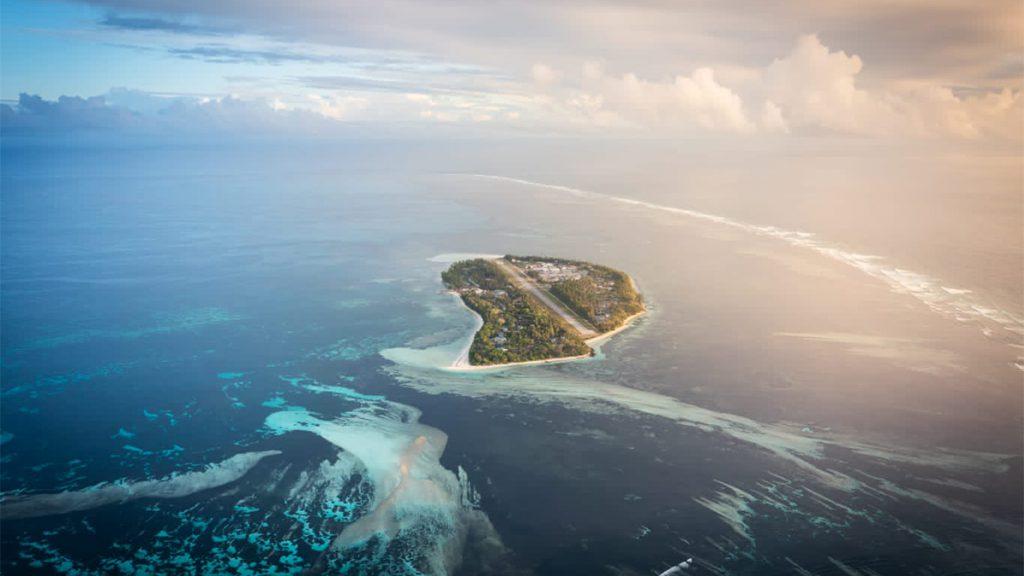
[508,256,644,333]
[441,258,507,291]
[549,266,644,332]
[442,259,591,365]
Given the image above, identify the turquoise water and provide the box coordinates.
[1,143,1020,575]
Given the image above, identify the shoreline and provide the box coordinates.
[584,308,647,346]
[444,292,647,372]
[449,291,484,369]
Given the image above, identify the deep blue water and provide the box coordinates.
[1,143,1021,575]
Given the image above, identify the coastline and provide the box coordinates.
[584,271,646,346]
[444,287,647,372]
[584,307,647,346]
[446,350,595,372]
[450,291,484,369]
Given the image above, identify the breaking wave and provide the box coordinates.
[1,450,280,520]
[462,174,1024,347]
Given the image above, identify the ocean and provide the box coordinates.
[1,140,1021,575]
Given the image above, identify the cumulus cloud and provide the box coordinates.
[6,0,1018,145]
[2,35,1019,143]
[761,34,1022,140]
[564,92,626,128]
[154,95,332,132]
[897,84,1022,141]
[306,93,368,120]
[0,94,141,132]
[520,34,1020,141]
[760,101,789,133]
[1,91,348,138]
[558,66,756,133]
[531,63,563,85]
[1,87,527,141]
[671,68,755,133]
[763,34,899,134]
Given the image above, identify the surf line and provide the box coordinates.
[458,173,1024,349]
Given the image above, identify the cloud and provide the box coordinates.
[19,1,1012,144]
[899,84,1022,141]
[1,92,345,138]
[0,89,524,141]
[763,34,900,135]
[0,93,141,132]
[2,35,1018,143]
[99,13,229,35]
[298,75,417,93]
[69,0,1022,92]
[531,63,563,85]
[761,34,1022,139]
[297,74,501,96]
[168,44,333,64]
[672,68,756,133]
[162,43,507,92]
[582,61,604,80]
[553,66,756,133]
[306,93,368,120]
[532,34,1020,140]
[760,101,789,133]
[564,93,625,128]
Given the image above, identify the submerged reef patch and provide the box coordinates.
[1,450,280,520]
[264,395,511,575]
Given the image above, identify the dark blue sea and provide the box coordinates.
[2,141,1021,575]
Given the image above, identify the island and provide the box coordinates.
[441,255,645,367]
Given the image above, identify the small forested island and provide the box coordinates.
[441,255,644,367]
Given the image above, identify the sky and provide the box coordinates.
[1,0,1022,144]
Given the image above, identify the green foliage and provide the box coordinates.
[442,258,591,366]
[550,277,603,325]
[441,259,509,291]
[548,265,644,332]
